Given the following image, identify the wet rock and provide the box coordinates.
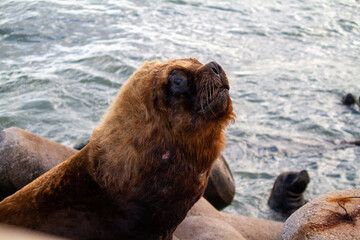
[204,155,235,210]
[282,189,360,240]
[0,224,68,240]
[0,127,76,200]
[176,215,246,240]
[268,170,310,216]
[174,197,283,240]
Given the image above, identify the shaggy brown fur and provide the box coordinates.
[0,58,234,240]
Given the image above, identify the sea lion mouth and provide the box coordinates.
[196,62,230,118]
[198,87,229,115]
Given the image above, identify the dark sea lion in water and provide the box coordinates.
[342,93,356,105]
[348,140,360,146]
[0,58,235,240]
[268,170,310,216]
[341,93,360,109]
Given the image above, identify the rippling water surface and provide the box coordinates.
[1,0,359,220]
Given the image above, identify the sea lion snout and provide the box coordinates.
[195,61,231,118]
[290,170,310,193]
[205,61,223,75]
[204,61,229,89]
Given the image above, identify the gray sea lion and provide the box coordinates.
[268,170,310,216]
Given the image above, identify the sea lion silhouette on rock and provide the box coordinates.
[0,58,235,240]
[268,170,310,216]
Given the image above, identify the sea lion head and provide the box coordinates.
[286,170,310,194]
[94,58,234,185]
[121,58,234,129]
[98,58,235,147]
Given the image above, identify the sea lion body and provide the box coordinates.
[0,59,234,240]
[268,170,310,215]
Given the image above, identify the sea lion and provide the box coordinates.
[342,93,356,105]
[341,93,360,108]
[0,58,234,240]
[348,140,360,146]
[268,170,310,216]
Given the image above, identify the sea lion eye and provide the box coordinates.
[169,70,188,96]
[285,173,297,183]
[174,78,183,85]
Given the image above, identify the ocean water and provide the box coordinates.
[1,0,359,220]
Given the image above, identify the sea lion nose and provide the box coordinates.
[205,61,223,75]
[205,61,229,89]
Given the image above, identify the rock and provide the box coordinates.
[0,224,68,240]
[0,127,77,200]
[174,197,283,240]
[175,215,246,240]
[282,189,360,240]
[267,170,310,216]
[203,155,235,210]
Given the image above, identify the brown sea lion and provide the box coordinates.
[268,170,310,216]
[0,58,235,240]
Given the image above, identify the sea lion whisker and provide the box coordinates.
[197,79,221,117]
[213,81,219,98]
[206,82,217,117]
[210,82,214,100]
[206,82,212,102]
[208,91,217,117]
[207,81,212,100]
[197,83,209,117]
[199,85,207,112]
